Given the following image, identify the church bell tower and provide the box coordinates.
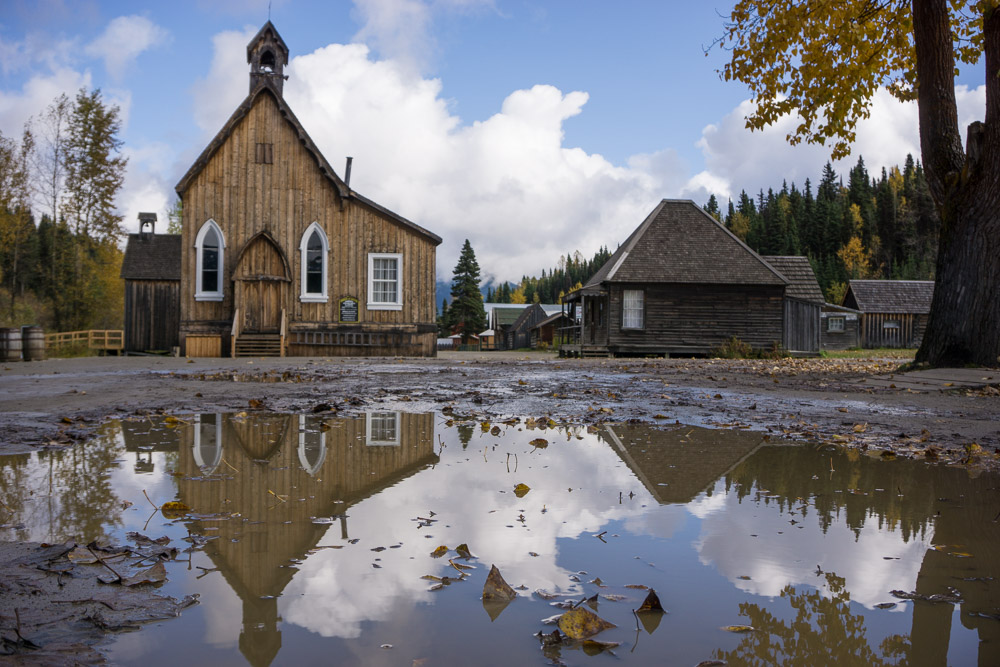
[247,22,289,97]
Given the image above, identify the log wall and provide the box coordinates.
[860,312,926,348]
[179,91,437,355]
[605,283,784,355]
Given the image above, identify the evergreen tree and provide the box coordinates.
[448,240,487,341]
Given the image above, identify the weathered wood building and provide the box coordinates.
[762,255,823,355]
[120,213,181,354]
[843,280,934,348]
[562,200,788,357]
[821,303,862,350]
[175,22,441,357]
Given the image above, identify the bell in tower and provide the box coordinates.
[247,21,289,96]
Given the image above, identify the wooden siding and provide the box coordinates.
[605,284,784,355]
[860,312,926,348]
[179,91,436,355]
[783,298,820,353]
[186,335,222,357]
[821,312,861,350]
[124,280,179,352]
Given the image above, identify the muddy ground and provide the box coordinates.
[2,351,998,467]
[1,351,999,660]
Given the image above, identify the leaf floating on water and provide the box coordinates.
[248,398,265,409]
[557,607,615,640]
[601,594,627,602]
[875,602,897,609]
[722,625,755,633]
[513,483,531,498]
[637,589,664,612]
[122,561,167,587]
[490,425,501,436]
[482,564,516,601]
[582,640,621,656]
[430,545,449,558]
[624,584,649,590]
[160,501,191,519]
[455,543,473,559]
[529,438,548,448]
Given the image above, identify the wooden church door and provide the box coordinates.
[234,234,288,333]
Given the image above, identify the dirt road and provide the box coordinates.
[2,352,998,469]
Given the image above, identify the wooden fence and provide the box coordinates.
[45,329,124,351]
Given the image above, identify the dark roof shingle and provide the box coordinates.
[121,234,182,281]
[584,200,786,288]
[762,256,825,303]
[845,280,934,313]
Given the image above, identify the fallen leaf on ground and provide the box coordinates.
[122,561,167,587]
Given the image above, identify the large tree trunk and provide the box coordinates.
[914,0,1000,367]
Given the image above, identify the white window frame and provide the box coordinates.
[622,289,644,329]
[365,411,401,446]
[367,253,403,310]
[194,219,225,301]
[299,222,329,303]
[193,413,223,473]
[297,415,327,475]
[828,316,845,332]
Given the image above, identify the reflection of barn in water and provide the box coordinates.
[174,412,437,667]
[600,424,767,504]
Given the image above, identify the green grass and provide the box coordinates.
[820,347,917,359]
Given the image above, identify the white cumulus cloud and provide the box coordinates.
[84,15,169,81]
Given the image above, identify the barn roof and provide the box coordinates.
[120,234,182,281]
[581,200,787,290]
[762,256,825,303]
[844,280,934,314]
[175,81,441,246]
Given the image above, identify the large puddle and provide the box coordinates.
[2,412,998,665]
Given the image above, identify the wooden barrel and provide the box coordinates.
[21,326,45,361]
[0,328,22,362]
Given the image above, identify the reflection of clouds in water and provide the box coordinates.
[282,428,645,638]
[196,569,243,647]
[692,481,933,609]
[621,503,688,539]
[686,491,729,519]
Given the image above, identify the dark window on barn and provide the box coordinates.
[828,316,845,332]
[255,143,273,164]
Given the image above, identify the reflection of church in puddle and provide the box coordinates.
[173,412,437,667]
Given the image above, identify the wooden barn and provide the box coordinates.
[175,22,441,358]
[120,213,181,354]
[762,255,823,355]
[561,200,788,357]
[843,280,934,348]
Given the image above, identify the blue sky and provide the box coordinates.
[0,0,987,282]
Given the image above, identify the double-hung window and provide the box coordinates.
[195,220,225,301]
[367,253,403,310]
[622,289,644,329]
[828,316,845,332]
[299,222,329,303]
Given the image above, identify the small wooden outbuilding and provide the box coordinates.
[562,200,788,357]
[763,255,824,355]
[530,311,573,349]
[843,280,934,348]
[821,303,862,350]
[120,213,181,354]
